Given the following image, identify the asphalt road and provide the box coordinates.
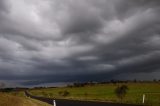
[25,91,143,106]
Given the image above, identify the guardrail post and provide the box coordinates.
[142,94,145,104]
[53,100,56,106]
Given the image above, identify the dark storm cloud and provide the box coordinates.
[0,0,160,86]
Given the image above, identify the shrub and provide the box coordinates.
[115,85,128,102]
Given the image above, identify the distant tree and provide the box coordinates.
[115,85,128,102]
[110,80,117,85]
[73,83,85,87]
[133,79,137,83]
[1,88,14,92]
[153,79,157,82]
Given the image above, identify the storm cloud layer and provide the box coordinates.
[0,0,160,86]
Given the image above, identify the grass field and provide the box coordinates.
[30,83,160,106]
[0,92,52,106]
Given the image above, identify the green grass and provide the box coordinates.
[0,92,52,106]
[30,83,160,106]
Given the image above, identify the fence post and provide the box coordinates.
[53,100,56,106]
[142,94,145,104]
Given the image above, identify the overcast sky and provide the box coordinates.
[0,0,160,87]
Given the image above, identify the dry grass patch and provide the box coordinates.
[0,92,51,106]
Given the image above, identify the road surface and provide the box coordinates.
[25,91,143,106]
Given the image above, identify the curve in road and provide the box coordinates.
[25,91,144,106]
